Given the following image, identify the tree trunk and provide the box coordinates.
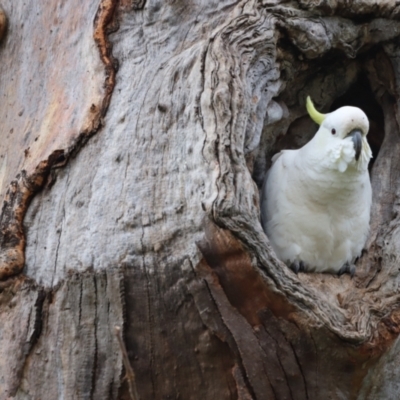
[1,0,400,399]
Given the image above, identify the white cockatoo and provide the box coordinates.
[261,97,372,276]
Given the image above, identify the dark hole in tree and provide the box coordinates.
[253,70,387,285]
[330,73,384,171]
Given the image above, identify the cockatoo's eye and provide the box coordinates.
[331,128,336,135]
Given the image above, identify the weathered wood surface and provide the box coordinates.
[0,0,116,280]
[1,0,400,398]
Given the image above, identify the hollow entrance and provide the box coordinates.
[253,51,392,283]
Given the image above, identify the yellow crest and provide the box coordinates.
[306,96,326,125]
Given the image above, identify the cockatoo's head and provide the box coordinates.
[306,96,372,172]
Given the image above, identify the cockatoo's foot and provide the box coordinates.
[289,260,306,274]
[338,262,355,278]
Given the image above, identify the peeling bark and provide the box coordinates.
[0,0,117,280]
[2,0,400,399]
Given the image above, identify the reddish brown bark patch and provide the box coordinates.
[197,220,296,328]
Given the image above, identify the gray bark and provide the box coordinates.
[1,0,400,399]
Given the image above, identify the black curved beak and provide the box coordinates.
[346,129,362,161]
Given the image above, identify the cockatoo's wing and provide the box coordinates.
[271,151,284,164]
[261,150,294,236]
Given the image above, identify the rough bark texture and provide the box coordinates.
[2,0,400,399]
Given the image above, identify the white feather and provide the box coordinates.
[261,105,372,273]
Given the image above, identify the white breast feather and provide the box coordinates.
[261,144,371,274]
